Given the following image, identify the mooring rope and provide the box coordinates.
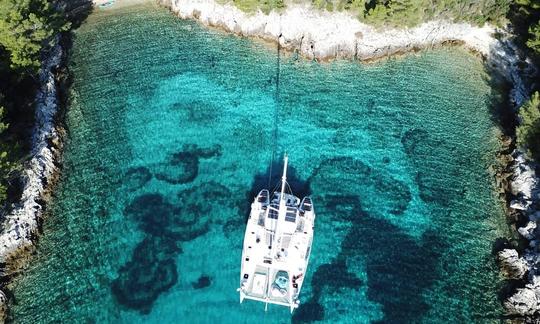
[267,28,282,188]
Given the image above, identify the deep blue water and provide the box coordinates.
[8,2,510,323]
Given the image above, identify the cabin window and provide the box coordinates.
[285,207,296,222]
[268,205,278,219]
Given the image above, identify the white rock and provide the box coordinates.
[505,275,540,315]
[0,39,62,268]
[498,249,529,279]
[519,221,538,240]
[511,199,530,211]
[511,163,538,199]
[505,286,540,316]
[166,0,497,60]
[162,0,533,105]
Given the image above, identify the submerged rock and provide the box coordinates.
[155,144,221,184]
[309,157,412,216]
[124,167,152,190]
[111,236,180,314]
[191,275,211,289]
[292,301,325,323]
[498,249,528,279]
[123,193,210,240]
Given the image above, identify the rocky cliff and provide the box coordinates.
[0,40,63,322]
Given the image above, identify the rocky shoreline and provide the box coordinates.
[163,0,540,318]
[498,151,540,318]
[0,39,64,321]
[163,0,499,61]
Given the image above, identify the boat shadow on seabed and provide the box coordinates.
[240,158,312,225]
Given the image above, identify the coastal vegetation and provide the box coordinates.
[231,0,512,27]
[0,0,68,70]
[339,0,510,27]
[231,0,284,14]
[517,92,540,160]
[512,0,540,160]
[510,0,540,52]
[0,0,68,207]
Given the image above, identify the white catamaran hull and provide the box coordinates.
[238,155,315,313]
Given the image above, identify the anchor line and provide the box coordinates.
[268,26,282,188]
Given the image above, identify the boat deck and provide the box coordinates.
[239,186,315,311]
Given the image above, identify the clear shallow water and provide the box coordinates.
[9,3,510,323]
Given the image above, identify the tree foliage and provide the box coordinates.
[526,19,540,52]
[231,0,285,13]
[516,92,540,160]
[230,0,511,27]
[307,0,511,27]
[0,0,68,206]
[510,0,540,54]
[0,0,68,72]
[351,0,510,27]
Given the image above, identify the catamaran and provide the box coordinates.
[238,155,315,312]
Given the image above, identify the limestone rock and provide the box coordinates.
[505,286,540,316]
[498,249,529,279]
[519,221,538,240]
[511,153,538,199]
[511,199,530,211]
[165,0,498,61]
[505,276,540,316]
[0,40,62,271]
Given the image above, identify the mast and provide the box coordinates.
[267,154,288,309]
[275,154,288,256]
[279,154,288,206]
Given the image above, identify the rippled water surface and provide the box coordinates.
[9,2,510,323]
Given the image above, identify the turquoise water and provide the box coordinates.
[9,3,510,323]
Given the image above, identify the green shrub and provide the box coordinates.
[232,0,285,13]
[0,0,70,207]
[516,92,540,160]
[527,22,540,53]
[0,0,69,71]
[229,0,511,27]
[359,0,510,28]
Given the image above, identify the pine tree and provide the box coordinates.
[0,0,68,71]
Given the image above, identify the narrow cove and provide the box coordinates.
[8,3,511,323]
